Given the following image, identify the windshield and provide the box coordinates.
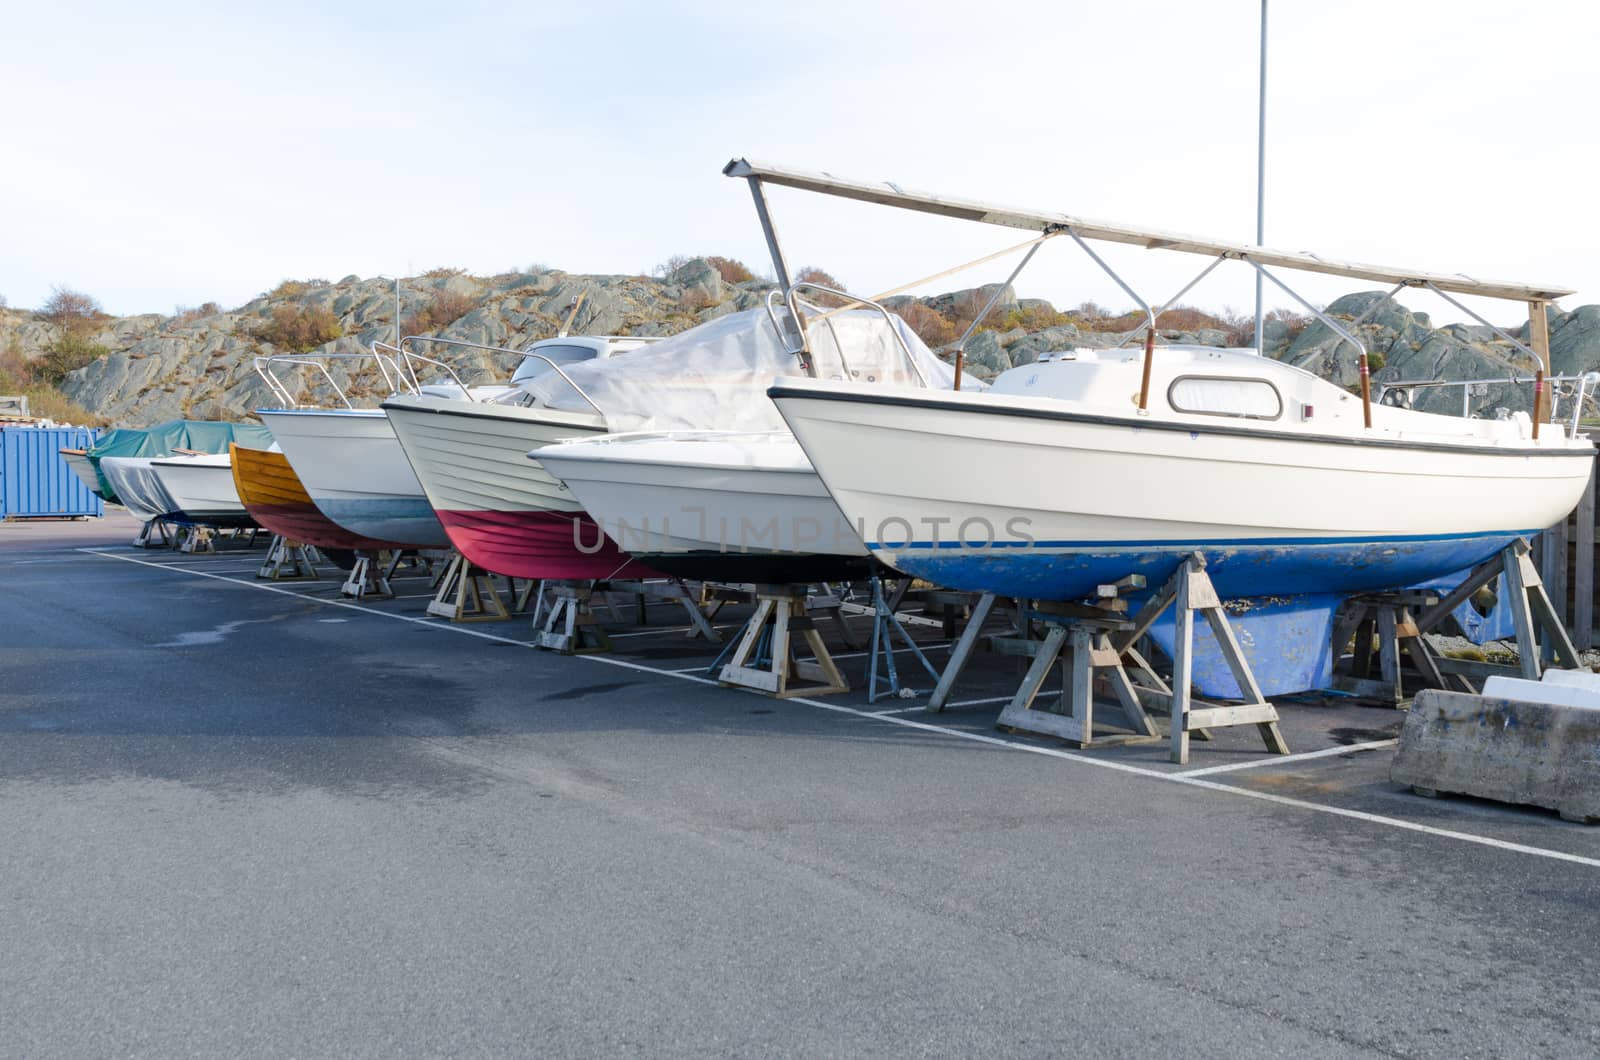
[510,344,599,385]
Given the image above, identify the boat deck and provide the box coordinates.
[5,512,1599,1056]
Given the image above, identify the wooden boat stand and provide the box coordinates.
[341,550,406,600]
[531,579,722,654]
[133,518,172,549]
[991,555,1290,764]
[425,551,526,622]
[258,535,321,581]
[866,577,941,703]
[1334,539,1582,704]
[714,583,850,698]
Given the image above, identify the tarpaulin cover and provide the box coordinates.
[85,419,273,500]
[512,306,965,433]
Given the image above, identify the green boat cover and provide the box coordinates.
[84,419,273,502]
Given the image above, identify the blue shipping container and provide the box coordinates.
[0,426,104,518]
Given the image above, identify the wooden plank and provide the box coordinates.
[1578,457,1596,650]
[1434,657,1521,679]
[1501,545,1544,680]
[1377,606,1402,700]
[1544,518,1568,630]
[1414,557,1503,633]
[1187,703,1282,730]
[927,592,996,712]
[1170,569,1195,765]
[1068,628,1094,740]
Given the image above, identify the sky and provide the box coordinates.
[3,0,1596,330]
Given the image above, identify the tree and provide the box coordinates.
[39,286,103,334]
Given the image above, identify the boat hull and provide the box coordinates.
[772,384,1595,600]
[149,456,256,528]
[99,457,178,523]
[258,409,451,548]
[229,444,421,550]
[382,397,656,580]
[60,450,113,501]
[535,431,872,584]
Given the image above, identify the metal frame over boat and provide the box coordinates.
[728,157,1596,600]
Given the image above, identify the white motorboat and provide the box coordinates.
[99,456,181,524]
[772,345,1595,599]
[381,334,659,580]
[387,312,951,582]
[534,430,874,583]
[148,452,255,527]
[257,408,450,548]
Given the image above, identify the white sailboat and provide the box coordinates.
[731,158,1596,600]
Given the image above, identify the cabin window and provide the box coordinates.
[1166,375,1283,420]
[510,344,597,384]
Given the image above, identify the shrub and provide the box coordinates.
[173,302,222,325]
[705,256,755,284]
[251,304,344,352]
[36,334,111,385]
[401,289,477,335]
[895,302,959,347]
[269,278,329,299]
[39,286,104,334]
[422,266,467,279]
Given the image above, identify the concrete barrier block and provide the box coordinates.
[1391,689,1600,823]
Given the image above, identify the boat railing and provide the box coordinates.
[774,282,930,389]
[396,335,606,418]
[1378,371,1600,433]
[253,346,414,409]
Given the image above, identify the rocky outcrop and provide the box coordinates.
[7,261,1600,426]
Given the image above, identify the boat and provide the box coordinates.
[258,407,452,548]
[64,419,275,506]
[228,442,419,551]
[380,335,680,581]
[59,449,105,499]
[773,346,1594,598]
[742,159,1596,600]
[534,430,875,583]
[260,336,648,555]
[98,456,182,524]
[148,452,257,528]
[387,307,956,583]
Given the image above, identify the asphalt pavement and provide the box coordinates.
[3,513,1599,1058]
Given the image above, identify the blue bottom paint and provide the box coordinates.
[877,534,1529,601]
[316,497,447,547]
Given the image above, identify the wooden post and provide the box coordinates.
[1528,300,1553,374]
[1137,326,1155,410]
[1359,352,1373,428]
[1577,457,1596,651]
[1529,299,1552,440]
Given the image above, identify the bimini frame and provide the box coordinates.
[724,157,1576,434]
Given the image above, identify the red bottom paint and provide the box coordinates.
[436,509,658,580]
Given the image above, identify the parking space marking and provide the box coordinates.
[1175,739,1399,777]
[82,546,1600,871]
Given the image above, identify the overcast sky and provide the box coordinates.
[4,0,1594,328]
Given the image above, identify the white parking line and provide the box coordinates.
[1175,739,1399,777]
[81,547,1600,872]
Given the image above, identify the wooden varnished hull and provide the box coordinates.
[230,444,423,550]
